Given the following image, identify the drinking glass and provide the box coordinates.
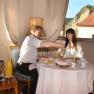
[0,60,5,80]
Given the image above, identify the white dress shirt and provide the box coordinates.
[18,34,42,64]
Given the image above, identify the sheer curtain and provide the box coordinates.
[32,0,69,41]
[4,0,33,45]
[4,0,69,44]
[44,0,69,41]
[1,0,68,59]
[0,0,10,59]
[4,0,20,44]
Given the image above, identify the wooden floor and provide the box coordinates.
[0,91,9,94]
[0,89,15,94]
[0,90,93,94]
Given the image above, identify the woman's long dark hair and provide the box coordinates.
[65,28,77,48]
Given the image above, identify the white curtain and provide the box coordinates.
[0,0,69,59]
[31,0,69,41]
[44,0,69,41]
[4,0,34,45]
[0,0,10,59]
[4,0,20,44]
[4,0,69,44]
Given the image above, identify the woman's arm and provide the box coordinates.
[76,43,84,58]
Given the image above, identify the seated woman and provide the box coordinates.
[58,28,83,59]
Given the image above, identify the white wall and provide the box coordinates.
[80,41,94,64]
[78,26,94,38]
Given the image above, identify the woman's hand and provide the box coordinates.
[57,48,65,57]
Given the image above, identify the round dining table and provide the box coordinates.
[36,62,94,94]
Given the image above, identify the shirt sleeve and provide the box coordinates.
[21,36,42,48]
[17,36,42,63]
[29,36,42,48]
[76,43,84,58]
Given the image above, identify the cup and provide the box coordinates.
[0,60,5,80]
[47,58,54,64]
[81,62,86,68]
[0,69,5,80]
[71,62,76,68]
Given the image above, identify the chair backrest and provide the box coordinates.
[0,60,4,69]
[11,47,20,68]
[0,60,4,77]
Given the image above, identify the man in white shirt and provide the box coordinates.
[15,25,64,94]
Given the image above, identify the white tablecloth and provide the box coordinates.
[36,63,94,94]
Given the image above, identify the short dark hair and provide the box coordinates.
[26,25,43,36]
[34,25,43,31]
[31,25,43,32]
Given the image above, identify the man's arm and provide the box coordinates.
[40,40,64,48]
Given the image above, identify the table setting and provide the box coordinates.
[36,50,94,94]
[37,55,90,70]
